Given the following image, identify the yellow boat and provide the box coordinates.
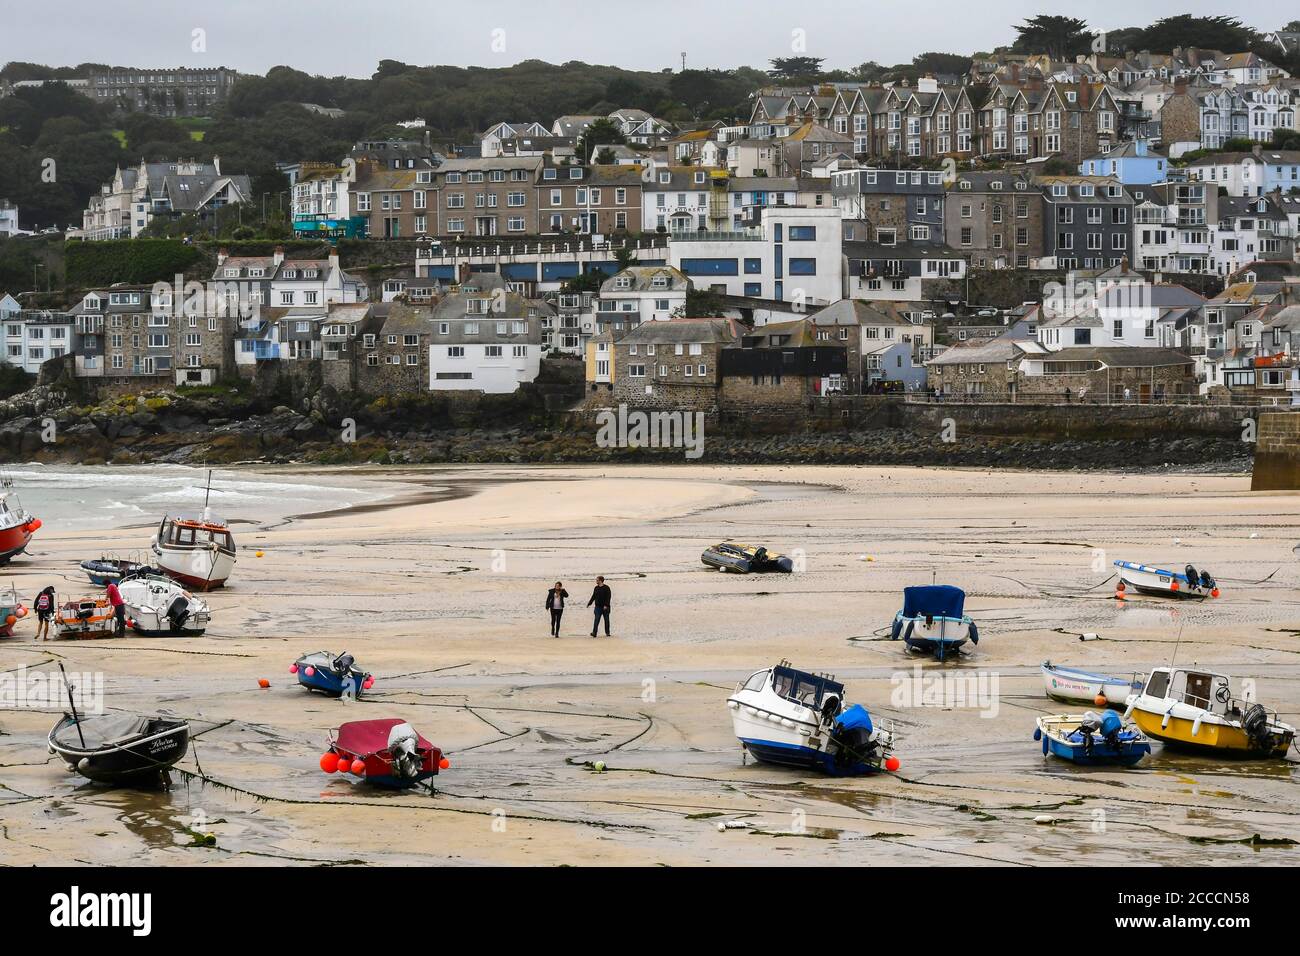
[1125,666,1295,758]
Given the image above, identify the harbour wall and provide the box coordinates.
[1251,412,1300,490]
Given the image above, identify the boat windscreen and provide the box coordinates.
[772,665,844,707]
[902,585,966,618]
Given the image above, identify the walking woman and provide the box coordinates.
[545,581,569,637]
[34,585,56,640]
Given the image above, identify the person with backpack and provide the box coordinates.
[34,586,56,640]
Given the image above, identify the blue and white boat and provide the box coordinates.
[726,662,897,776]
[1041,661,1142,709]
[890,585,978,660]
[1035,712,1151,766]
[291,650,373,698]
[1114,560,1219,599]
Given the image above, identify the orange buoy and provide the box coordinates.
[884,756,901,772]
[1094,694,1108,708]
[258,678,270,689]
[27,519,41,532]
[320,752,339,773]
[1170,580,1179,592]
[1115,590,1125,601]
[1116,581,1125,591]
[4,615,14,626]
[438,757,450,770]
[350,759,365,775]
[1211,588,1220,598]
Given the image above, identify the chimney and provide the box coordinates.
[212,154,220,175]
[216,247,229,266]
[1174,76,1187,94]
[1079,81,1092,109]
[1011,63,1020,84]
[328,249,340,272]
[273,245,285,266]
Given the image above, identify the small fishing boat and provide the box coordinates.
[701,542,793,573]
[890,585,978,660]
[291,650,374,698]
[1113,560,1219,599]
[53,595,118,640]
[80,557,148,586]
[0,584,27,637]
[150,470,237,591]
[117,570,209,636]
[1034,712,1151,766]
[1125,666,1296,758]
[321,718,448,789]
[48,713,190,785]
[1041,660,1142,709]
[726,661,898,776]
[0,473,41,565]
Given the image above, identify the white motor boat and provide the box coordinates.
[726,661,897,776]
[1113,561,1218,599]
[118,570,210,636]
[150,471,237,591]
[1041,661,1142,708]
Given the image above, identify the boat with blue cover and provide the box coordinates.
[890,585,978,660]
[1035,712,1151,766]
[80,557,147,587]
[291,650,373,698]
[726,661,898,776]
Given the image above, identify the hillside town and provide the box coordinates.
[4,36,1300,413]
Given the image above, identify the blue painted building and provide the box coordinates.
[1078,141,1169,186]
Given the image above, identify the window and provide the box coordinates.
[447,346,465,358]
[628,364,646,377]
[485,345,503,357]
[789,226,816,241]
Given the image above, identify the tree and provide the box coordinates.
[1011,16,1094,60]
[768,57,825,79]
[576,118,625,162]
[677,287,726,318]
[614,244,638,271]
[1133,16,1260,52]
[594,147,617,165]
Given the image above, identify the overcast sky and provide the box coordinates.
[0,1,1287,77]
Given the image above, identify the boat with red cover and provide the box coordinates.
[321,718,448,789]
[0,473,41,564]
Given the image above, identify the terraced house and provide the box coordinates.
[946,170,1044,269]
[434,157,543,237]
[536,162,642,235]
[1038,176,1134,271]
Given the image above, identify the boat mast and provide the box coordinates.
[58,662,87,748]
[202,468,213,523]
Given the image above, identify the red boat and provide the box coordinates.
[320,718,449,789]
[0,476,41,564]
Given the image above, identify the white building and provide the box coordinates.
[426,273,548,393]
[596,266,689,328]
[0,200,21,237]
[3,310,74,374]
[668,206,843,307]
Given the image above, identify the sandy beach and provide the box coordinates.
[1,463,1298,866]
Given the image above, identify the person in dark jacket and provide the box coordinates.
[545,581,568,637]
[587,576,611,637]
[34,585,56,640]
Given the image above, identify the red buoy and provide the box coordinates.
[438,757,450,770]
[350,759,366,775]
[319,753,339,773]
[258,678,270,689]
[304,666,315,677]
[885,756,901,772]
[289,663,299,674]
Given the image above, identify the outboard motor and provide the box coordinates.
[1242,704,1271,749]
[165,595,191,631]
[333,652,355,676]
[386,721,423,781]
[1185,565,1199,590]
[820,695,841,725]
[1077,711,1103,755]
[1099,710,1124,748]
[1199,570,1215,591]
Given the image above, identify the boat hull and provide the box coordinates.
[49,717,189,785]
[1114,562,1214,599]
[1035,717,1150,766]
[80,559,147,587]
[0,523,34,564]
[892,609,976,660]
[728,698,883,776]
[1041,663,1139,708]
[152,545,235,591]
[1130,707,1293,758]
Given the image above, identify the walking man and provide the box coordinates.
[106,580,126,637]
[587,575,611,638]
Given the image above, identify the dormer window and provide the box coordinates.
[659,172,670,183]
[569,168,583,179]
[224,268,238,277]
[249,268,264,278]
[543,168,557,180]
[283,270,297,279]
[304,270,318,279]
[84,296,101,311]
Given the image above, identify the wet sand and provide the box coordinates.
[1,465,1298,866]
